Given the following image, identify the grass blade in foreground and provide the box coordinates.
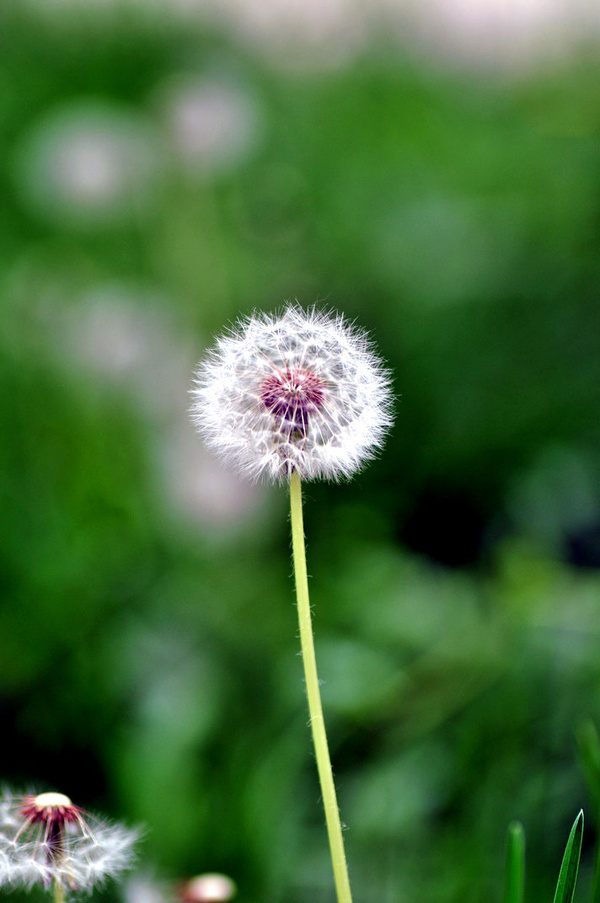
[502,821,525,903]
[552,810,584,903]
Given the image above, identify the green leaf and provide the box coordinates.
[503,821,525,903]
[552,810,584,903]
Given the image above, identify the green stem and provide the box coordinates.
[289,469,353,903]
[54,879,65,903]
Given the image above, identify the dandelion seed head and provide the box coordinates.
[0,789,139,894]
[179,873,237,903]
[190,304,393,483]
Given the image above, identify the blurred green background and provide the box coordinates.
[2,1,600,901]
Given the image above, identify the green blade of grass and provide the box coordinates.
[552,810,584,903]
[503,821,525,903]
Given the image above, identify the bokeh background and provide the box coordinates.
[2,1,600,901]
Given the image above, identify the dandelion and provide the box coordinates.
[0,790,138,898]
[190,304,394,903]
[190,304,393,484]
[179,873,237,903]
[16,102,158,228]
[157,73,262,176]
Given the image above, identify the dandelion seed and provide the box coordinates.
[0,790,139,894]
[190,304,393,483]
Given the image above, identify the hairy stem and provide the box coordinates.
[289,469,352,903]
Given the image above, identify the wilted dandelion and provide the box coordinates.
[190,304,393,903]
[190,304,393,483]
[0,790,138,896]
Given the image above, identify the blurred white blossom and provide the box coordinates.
[179,873,237,903]
[60,287,262,527]
[15,102,159,226]
[124,874,171,903]
[157,74,262,175]
[64,287,186,413]
[24,0,600,70]
[385,0,600,69]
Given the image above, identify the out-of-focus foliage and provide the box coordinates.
[1,2,600,902]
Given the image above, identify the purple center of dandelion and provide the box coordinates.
[260,367,325,437]
[21,793,82,864]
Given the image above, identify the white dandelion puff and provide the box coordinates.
[0,790,139,894]
[190,304,393,483]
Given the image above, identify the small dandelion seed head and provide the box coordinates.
[179,873,237,903]
[190,304,394,483]
[0,789,139,894]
